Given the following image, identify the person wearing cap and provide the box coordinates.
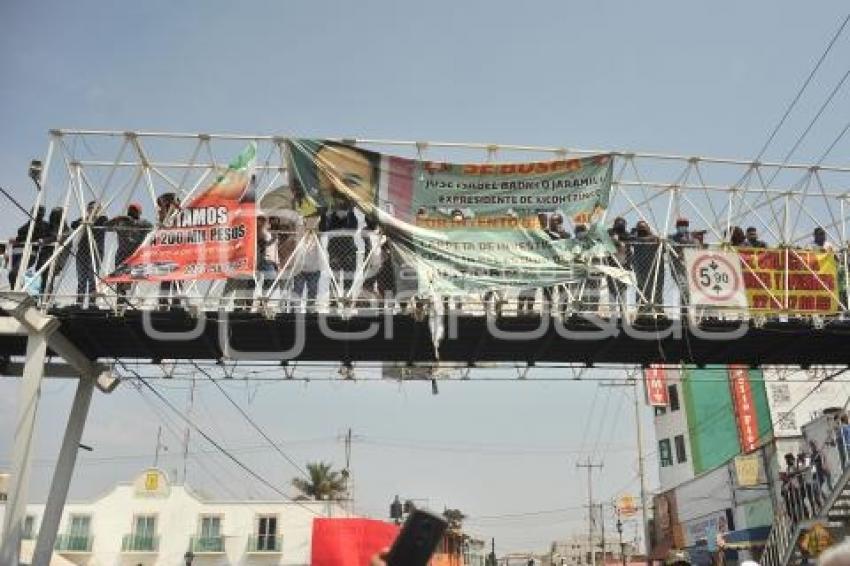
[669,217,702,311]
[107,203,152,304]
[745,227,766,248]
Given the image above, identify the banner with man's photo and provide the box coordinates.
[285,139,615,294]
[106,143,258,282]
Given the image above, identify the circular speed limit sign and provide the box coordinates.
[689,253,741,302]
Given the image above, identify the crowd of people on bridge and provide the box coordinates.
[780,410,850,526]
[2,194,846,316]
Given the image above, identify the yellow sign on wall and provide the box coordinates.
[144,471,159,491]
[734,454,760,487]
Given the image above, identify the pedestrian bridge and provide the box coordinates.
[2,130,850,367]
[3,130,850,566]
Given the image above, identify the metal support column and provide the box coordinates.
[32,376,95,566]
[0,331,51,566]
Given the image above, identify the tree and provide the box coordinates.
[442,508,466,531]
[291,462,348,501]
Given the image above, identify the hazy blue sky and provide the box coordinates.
[1,0,850,554]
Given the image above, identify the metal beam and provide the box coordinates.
[1,362,91,378]
[0,293,114,388]
[32,377,94,566]
[0,332,50,566]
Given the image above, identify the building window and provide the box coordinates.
[674,434,687,463]
[200,516,221,539]
[128,515,157,551]
[654,406,667,417]
[659,439,673,467]
[194,515,223,552]
[668,384,680,412]
[69,515,91,538]
[256,515,279,551]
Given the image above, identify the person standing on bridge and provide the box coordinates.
[669,217,704,311]
[71,201,108,308]
[727,226,747,247]
[37,207,71,299]
[156,192,181,308]
[544,213,570,315]
[811,226,835,252]
[631,220,665,315]
[745,227,767,248]
[607,216,631,317]
[106,203,152,305]
[320,201,359,310]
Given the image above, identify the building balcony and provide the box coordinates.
[54,533,93,553]
[121,533,159,553]
[246,534,282,553]
[189,535,225,554]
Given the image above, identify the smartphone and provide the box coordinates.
[385,509,449,566]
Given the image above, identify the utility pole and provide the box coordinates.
[182,377,196,483]
[599,503,606,563]
[633,376,650,566]
[343,428,354,514]
[577,459,603,566]
[153,425,163,467]
[616,505,626,566]
[600,374,651,565]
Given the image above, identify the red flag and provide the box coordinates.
[311,518,399,566]
[644,365,669,407]
[728,365,760,453]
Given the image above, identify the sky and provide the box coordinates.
[1,0,850,555]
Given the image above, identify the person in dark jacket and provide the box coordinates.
[320,201,359,306]
[71,201,108,307]
[745,227,767,248]
[42,207,71,297]
[631,220,665,315]
[106,203,152,304]
[607,216,631,316]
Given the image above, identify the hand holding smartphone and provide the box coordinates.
[385,509,448,566]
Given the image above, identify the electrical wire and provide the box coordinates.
[117,361,323,516]
[753,13,850,162]
[0,185,313,485]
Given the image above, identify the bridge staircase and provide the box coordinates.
[761,459,850,566]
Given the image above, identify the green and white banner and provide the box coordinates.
[286,139,615,294]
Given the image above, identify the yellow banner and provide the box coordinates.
[738,248,838,314]
[734,454,760,487]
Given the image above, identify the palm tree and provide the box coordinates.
[291,462,348,501]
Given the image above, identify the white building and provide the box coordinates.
[0,468,350,566]
[762,367,850,459]
[650,367,694,490]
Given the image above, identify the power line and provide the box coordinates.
[0,186,313,484]
[188,362,309,479]
[766,67,850,180]
[753,13,850,162]
[117,362,323,516]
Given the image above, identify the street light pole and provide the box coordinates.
[599,375,652,565]
[633,375,651,566]
[616,506,626,566]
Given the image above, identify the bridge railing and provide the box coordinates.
[4,222,847,323]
